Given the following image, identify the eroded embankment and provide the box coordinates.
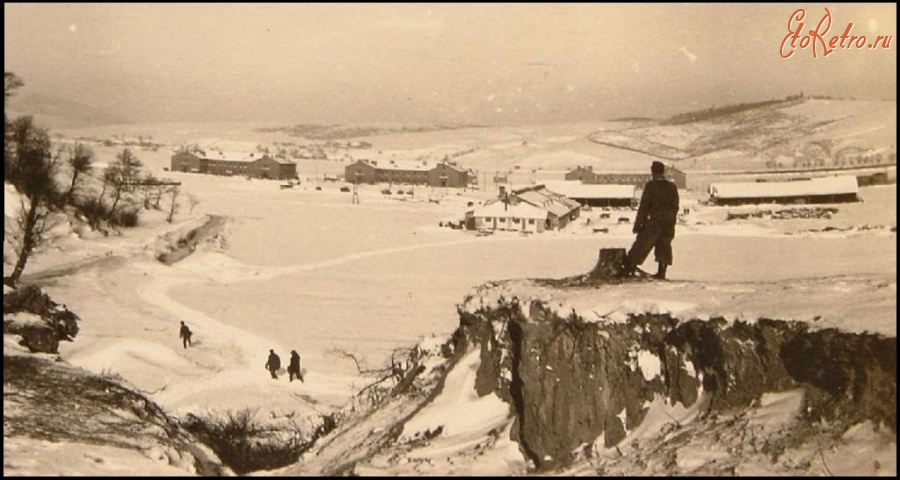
[3,353,230,475]
[156,215,227,265]
[454,294,896,471]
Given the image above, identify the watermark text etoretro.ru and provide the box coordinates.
[780,7,893,59]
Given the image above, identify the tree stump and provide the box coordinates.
[589,248,627,279]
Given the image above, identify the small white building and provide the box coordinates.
[467,201,548,233]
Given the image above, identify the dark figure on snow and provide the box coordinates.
[288,350,304,383]
[179,321,193,349]
[621,161,680,279]
[265,349,281,379]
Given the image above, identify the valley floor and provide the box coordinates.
[4,177,895,476]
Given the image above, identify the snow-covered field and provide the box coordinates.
[4,120,896,475]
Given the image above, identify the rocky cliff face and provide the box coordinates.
[454,285,896,472]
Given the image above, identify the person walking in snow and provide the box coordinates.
[179,321,193,349]
[288,350,304,382]
[265,349,281,379]
[620,161,680,280]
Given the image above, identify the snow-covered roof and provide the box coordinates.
[471,200,548,219]
[709,176,859,199]
[434,162,467,173]
[196,150,257,162]
[270,157,297,165]
[514,187,581,218]
[365,160,432,172]
[187,151,295,165]
[544,181,635,199]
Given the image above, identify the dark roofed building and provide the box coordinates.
[345,159,470,188]
[171,151,296,180]
[566,164,687,189]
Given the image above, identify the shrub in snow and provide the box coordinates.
[182,408,337,475]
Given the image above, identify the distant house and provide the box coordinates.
[564,166,598,183]
[466,200,548,233]
[708,175,859,206]
[856,171,891,186]
[543,181,635,208]
[344,159,469,188]
[509,185,582,230]
[429,162,469,188]
[171,151,297,180]
[565,164,687,189]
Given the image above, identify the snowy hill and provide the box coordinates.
[3,341,229,476]
[586,98,896,173]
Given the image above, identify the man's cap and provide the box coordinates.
[651,161,665,175]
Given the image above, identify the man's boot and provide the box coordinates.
[619,258,635,277]
[654,263,667,280]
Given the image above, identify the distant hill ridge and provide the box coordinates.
[255,122,485,140]
[588,97,896,166]
[5,93,130,128]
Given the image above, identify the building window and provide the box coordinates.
[499,218,506,223]
[513,218,520,223]
[528,219,535,225]
[485,217,492,222]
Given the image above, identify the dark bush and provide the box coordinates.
[109,208,140,228]
[73,197,109,230]
[182,408,334,475]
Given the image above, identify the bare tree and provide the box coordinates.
[4,72,24,133]
[115,147,143,187]
[327,345,424,407]
[103,148,144,220]
[188,193,200,215]
[4,72,24,99]
[141,172,159,209]
[103,162,126,219]
[167,185,181,223]
[65,142,94,202]
[5,116,60,285]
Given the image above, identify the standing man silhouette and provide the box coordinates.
[621,161,680,279]
[265,349,281,379]
[288,350,304,382]
[179,321,193,349]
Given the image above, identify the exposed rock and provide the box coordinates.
[7,323,60,353]
[456,289,896,472]
[3,285,80,353]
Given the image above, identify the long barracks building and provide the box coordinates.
[565,165,687,189]
[171,151,297,180]
[344,159,471,188]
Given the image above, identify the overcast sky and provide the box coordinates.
[4,3,896,126]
